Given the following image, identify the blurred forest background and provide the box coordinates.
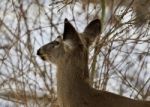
[0,0,150,107]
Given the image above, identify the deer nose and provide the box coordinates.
[37,49,47,60]
[37,49,42,55]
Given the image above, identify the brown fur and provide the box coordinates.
[37,19,150,107]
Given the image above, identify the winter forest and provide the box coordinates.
[0,0,150,107]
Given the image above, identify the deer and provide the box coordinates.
[37,18,150,107]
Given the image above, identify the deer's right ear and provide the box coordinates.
[83,19,101,46]
[63,19,80,43]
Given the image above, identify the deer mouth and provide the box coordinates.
[37,54,48,61]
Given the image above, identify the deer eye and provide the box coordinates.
[51,41,60,48]
[54,41,60,45]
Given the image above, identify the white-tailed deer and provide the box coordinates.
[37,19,150,107]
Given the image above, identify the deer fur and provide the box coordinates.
[37,19,150,107]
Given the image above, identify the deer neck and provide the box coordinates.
[56,50,90,106]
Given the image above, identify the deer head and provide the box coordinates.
[37,18,101,65]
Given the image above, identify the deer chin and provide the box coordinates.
[38,54,49,61]
[37,54,55,64]
[40,56,47,61]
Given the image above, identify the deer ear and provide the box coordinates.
[63,19,80,43]
[83,19,101,46]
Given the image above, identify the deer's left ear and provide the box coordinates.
[83,19,101,46]
[63,18,80,44]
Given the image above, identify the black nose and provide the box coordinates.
[37,49,41,55]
